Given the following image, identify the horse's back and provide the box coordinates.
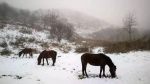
[39,50,57,58]
[81,53,104,60]
[81,53,107,66]
[47,50,57,58]
[22,48,32,53]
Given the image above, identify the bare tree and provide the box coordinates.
[28,11,38,27]
[18,9,30,26]
[51,20,65,42]
[123,12,137,41]
[42,10,59,29]
[65,23,74,40]
[0,2,11,28]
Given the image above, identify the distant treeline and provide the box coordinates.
[0,2,74,42]
[91,27,150,41]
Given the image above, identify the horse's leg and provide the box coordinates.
[99,66,102,78]
[29,53,32,58]
[46,58,49,65]
[84,63,88,78]
[42,58,44,66]
[102,66,106,77]
[52,57,56,66]
[31,53,33,58]
[81,61,85,76]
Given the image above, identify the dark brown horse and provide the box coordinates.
[81,53,117,78]
[19,48,33,58]
[37,50,57,66]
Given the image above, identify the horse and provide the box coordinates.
[19,48,33,58]
[81,53,117,78]
[37,50,57,66]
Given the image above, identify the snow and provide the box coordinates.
[0,24,150,84]
[0,50,150,84]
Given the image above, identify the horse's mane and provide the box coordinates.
[37,50,45,60]
[99,53,114,67]
[19,50,23,54]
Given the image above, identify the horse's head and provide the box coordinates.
[19,52,22,57]
[37,58,41,65]
[109,65,117,78]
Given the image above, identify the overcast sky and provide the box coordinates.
[0,0,150,29]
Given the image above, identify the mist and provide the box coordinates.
[0,0,150,29]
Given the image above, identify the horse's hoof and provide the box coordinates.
[42,64,44,66]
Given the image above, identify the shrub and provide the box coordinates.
[75,47,89,53]
[16,37,27,43]
[0,41,7,48]
[0,23,6,29]
[40,42,49,48]
[51,43,59,48]
[19,27,32,34]
[28,38,36,43]
[59,45,72,53]
[1,48,12,56]
[32,49,40,54]
[103,38,150,53]
[9,41,20,46]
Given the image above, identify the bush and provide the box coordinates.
[59,45,72,53]
[19,27,32,34]
[103,38,150,53]
[9,41,20,46]
[40,42,49,48]
[28,38,36,43]
[51,43,59,48]
[16,37,27,43]
[32,49,40,54]
[0,41,7,48]
[0,23,6,29]
[1,48,12,56]
[75,47,90,53]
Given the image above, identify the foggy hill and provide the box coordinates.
[58,9,111,38]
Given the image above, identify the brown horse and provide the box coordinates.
[81,53,117,78]
[37,50,57,66]
[19,48,33,58]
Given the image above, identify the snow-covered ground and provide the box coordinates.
[0,24,150,84]
[0,49,150,84]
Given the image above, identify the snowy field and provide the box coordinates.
[0,50,150,84]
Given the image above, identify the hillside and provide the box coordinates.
[0,2,112,39]
[0,24,75,55]
[59,9,110,37]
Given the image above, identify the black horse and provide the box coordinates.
[81,53,117,78]
[19,48,33,58]
[37,50,57,66]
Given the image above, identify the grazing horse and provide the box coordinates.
[81,53,117,78]
[37,50,57,66]
[19,48,33,58]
